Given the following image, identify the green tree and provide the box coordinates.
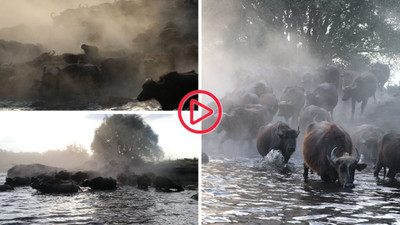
[91,114,163,162]
[204,0,400,69]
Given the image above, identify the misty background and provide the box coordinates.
[202,0,400,158]
[0,113,200,172]
[203,0,400,98]
[0,0,198,104]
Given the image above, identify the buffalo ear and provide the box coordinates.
[356,163,367,171]
[277,130,284,138]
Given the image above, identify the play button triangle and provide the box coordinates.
[190,99,214,125]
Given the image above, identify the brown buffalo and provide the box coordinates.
[374,132,400,179]
[351,124,384,166]
[278,86,306,127]
[303,122,366,188]
[256,121,300,163]
[298,105,331,132]
[342,73,377,119]
[306,83,338,120]
[370,62,390,95]
[137,70,198,110]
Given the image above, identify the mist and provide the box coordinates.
[202,0,400,160]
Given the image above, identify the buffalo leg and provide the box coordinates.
[303,164,309,181]
[361,98,368,114]
[387,169,396,179]
[383,166,387,178]
[351,99,356,120]
[374,163,383,177]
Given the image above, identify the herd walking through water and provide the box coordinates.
[205,62,400,188]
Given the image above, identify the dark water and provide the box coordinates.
[0,99,161,111]
[202,152,400,224]
[0,174,198,224]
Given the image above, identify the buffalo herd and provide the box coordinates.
[211,63,400,188]
[1,169,186,194]
[0,42,198,110]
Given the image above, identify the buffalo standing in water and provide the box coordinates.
[256,121,300,163]
[374,132,400,179]
[303,121,366,188]
[137,70,198,110]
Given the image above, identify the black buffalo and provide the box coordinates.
[278,86,306,127]
[39,64,102,100]
[342,73,377,119]
[216,106,266,151]
[81,177,117,190]
[155,176,184,192]
[137,71,198,110]
[256,121,300,163]
[137,175,152,190]
[374,132,400,179]
[4,177,31,187]
[30,175,79,193]
[303,122,366,188]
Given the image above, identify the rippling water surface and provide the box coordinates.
[202,153,400,224]
[0,99,162,111]
[0,174,198,224]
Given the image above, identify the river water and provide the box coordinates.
[0,174,198,224]
[0,99,162,111]
[202,153,400,224]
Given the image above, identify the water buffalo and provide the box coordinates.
[342,73,377,119]
[370,62,390,95]
[81,177,117,190]
[256,121,300,163]
[155,176,184,192]
[306,82,338,120]
[341,71,358,90]
[303,122,366,188]
[316,65,341,91]
[137,174,151,189]
[278,86,306,127]
[374,132,400,179]
[39,64,102,100]
[298,105,331,133]
[30,175,79,193]
[0,185,14,192]
[217,106,266,151]
[5,177,31,187]
[117,172,137,186]
[71,171,90,184]
[137,70,198,110]
[351,124,384,166]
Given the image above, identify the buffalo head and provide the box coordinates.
[277,127,300,163]
[137,78,166,101]
[342,86,354,101]
[327,147,367,188]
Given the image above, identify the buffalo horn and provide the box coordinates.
[355,148,361,163]
[329,147,339,164]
